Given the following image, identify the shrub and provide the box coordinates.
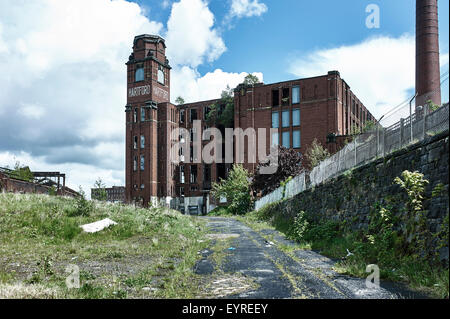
[211,164,252,215]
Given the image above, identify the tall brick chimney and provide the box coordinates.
[416,0,441,107]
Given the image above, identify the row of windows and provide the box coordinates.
[272,130,301,149]
[272,109,300,128]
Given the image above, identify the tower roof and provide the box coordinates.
[133,34,166,48]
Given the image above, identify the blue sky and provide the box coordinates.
[132,0,449,86]
[0,0,448,193]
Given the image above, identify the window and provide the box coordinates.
[179,187,185,197]
[292,109,300,126]
[141,108,145,122]
[292,86,300,104]
[272,90,279,106]
[271,132,279,146]
[140,135,145,148]
[190,109,197,122]
[180,110,185,123]
[282,110,290,127]
[282,88,290,106]
[133,108,138,123]
[272,112,279,128]
[204,106,211,120]
[133,156,137,171]
[282,131,290,148]
[140,155,145,171]
[180,166,185,183]
[190,165,197,183]
[135,66,144,82]
[293,130,301,148]
[158,65,164,84]
[140,184,145,190]
[133,136,138,149]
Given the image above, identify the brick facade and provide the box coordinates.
[125,34,374,212]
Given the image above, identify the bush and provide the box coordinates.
[211,164,252,215]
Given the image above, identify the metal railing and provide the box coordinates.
[254,102,449,211]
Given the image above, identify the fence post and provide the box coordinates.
[400,118,404,148]
[376,124,379,157]
[354,138,357,166]
[382,127,387,157]
[422,104,428,140]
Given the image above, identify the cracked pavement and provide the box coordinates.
[194,217,428,299]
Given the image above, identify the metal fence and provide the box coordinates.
[254,102,449,211]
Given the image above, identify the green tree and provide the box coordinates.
[10,161,34,182]
[243,74,260,86]
[304,139,331,168]
[206,86,234,128]
[362,120,376,133]
[426,99,440,112]
[92,178,107,201]
[175,96,185,105]
[211,164,252,215]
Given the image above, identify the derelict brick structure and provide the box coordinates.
[125,35,374,212]
[416,0,441,108]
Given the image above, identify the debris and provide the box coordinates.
[264,240,275,247]
[80,218,117,233]
[346,249,354,257]
[228,247,236,250]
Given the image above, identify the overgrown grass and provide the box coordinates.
[245,202,449,299]
[0,193,209,299]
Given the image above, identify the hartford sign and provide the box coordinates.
[128,85,151,97]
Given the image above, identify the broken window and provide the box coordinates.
[190,108,197,122]
[190,165,197,183]
[204,106,211,120]
[282,88,290,106]
[133,156,137,171]
[134,108,138,123]
[133,136,138,149]
[180,166,185,183]
[180,110,185,123]
[272,89,279,107]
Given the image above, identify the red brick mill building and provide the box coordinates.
[125,34,374,213]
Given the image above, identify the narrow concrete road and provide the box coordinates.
[194,217,427,299]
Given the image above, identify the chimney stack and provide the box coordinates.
[416,0,441,108]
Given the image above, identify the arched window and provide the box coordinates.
[135,66,144,82]
[158,65,164,85]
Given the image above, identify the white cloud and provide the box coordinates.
[165,0,226,67]
[229,0,267,19]
[0,0,264,195]
[18,103,46,120]
[0,0,163,193]
[290,34,426,121]
[170,67,263,103]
